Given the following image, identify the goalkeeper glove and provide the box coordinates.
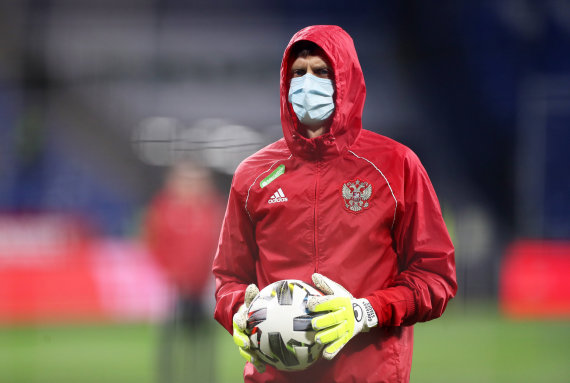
[307,273,378,360]
[232,284,265,373]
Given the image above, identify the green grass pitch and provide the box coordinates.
[0,302,568,383]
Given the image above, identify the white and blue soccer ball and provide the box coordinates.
[246,279,325,371]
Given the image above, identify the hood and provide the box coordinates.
[280,25,366,160]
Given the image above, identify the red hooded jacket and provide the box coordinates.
[213,25,457,383]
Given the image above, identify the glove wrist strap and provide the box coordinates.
[358,298,379,329]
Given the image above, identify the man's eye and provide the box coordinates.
[318,69,330,76]
[292,69,306,77]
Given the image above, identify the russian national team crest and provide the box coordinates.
[341,178,373,213]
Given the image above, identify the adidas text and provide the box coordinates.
[268,188,288,204]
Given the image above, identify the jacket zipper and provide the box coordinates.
[313,160,320,272]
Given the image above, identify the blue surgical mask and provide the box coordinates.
[288,73,335,125]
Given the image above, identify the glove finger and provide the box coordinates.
[312,273,352,297]
[244,284,260,307]
[238,347,266,373]
[233,326,250,348]
[309,296,351,314]
[306,295,332,312]
[314,322,348,345]
[238,346,256,362]
[233,308,248,332]
[311,306,349,330]
[322,333,351,360]
[311,273,335,295]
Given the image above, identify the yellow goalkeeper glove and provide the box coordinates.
[232,284,265,373]
[307,273,378,360]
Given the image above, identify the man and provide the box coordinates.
[213,25,457,383]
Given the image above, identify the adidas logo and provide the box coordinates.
[268,188,288,204]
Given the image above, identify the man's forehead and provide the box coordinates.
[291,55,331,67]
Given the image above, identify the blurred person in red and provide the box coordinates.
[145,158,223,383]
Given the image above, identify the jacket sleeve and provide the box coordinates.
[212,178,258,334]
[365,150,457,326]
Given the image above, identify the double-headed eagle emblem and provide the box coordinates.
[341,179,373,213]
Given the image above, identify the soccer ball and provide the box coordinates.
[246,279,325,371]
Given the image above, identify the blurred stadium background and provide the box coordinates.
[0,1,569,382]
